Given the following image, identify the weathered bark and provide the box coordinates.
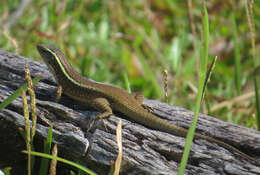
[0,49,260,175]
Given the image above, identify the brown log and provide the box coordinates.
[0,49,260,174]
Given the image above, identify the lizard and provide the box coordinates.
[36,44,260,166]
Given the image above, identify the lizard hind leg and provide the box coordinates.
[133,92,153,112]
[93,98,113,119]
[91,98,113,132]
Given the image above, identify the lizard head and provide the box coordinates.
[37,44,67,82]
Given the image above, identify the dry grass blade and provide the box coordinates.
[21,89,31,175]
[2,26,19,54]
[163,69,168,103]
[202,56,217,100]
[25,65,37,140]
[49,144,58,175]
[113,120,122,175]
[209,91,255,112]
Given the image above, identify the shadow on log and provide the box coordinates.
[0,49,260,174]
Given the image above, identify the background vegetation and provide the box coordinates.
[1,0,260,129]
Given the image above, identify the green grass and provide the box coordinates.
[178,3,209,174]
[23,151,97,175]
[1,1,258,129]
[231,12,241,95]
[39,126,53,175]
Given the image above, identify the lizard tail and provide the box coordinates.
[194,132,260,166]
[139,111,260,166]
